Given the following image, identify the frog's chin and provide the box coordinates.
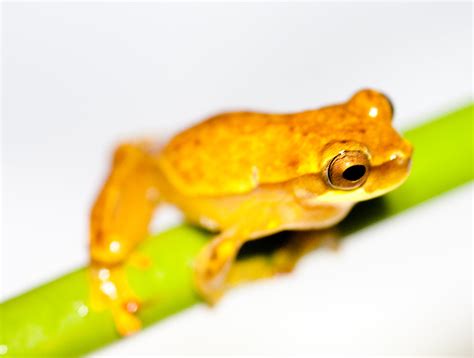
[316,183,402,204]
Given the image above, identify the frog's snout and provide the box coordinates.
[362,141,413,196]
[388,139,413,168]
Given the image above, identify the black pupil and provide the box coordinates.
[342,165,366,181]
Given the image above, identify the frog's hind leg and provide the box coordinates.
[89,141,162,336]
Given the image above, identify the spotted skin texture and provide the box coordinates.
[88,89,413,335]
[158,89,411,197]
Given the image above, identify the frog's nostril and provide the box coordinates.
[342,165,366,181]
[389,150,412,165]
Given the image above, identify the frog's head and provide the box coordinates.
[315,89,413,203]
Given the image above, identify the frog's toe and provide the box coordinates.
[89,263,143,336]
[194,264,228,305]
[196,283,225,306]
[113,299,142,336]
[201,287,225,306]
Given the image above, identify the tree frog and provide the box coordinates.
[89,89,413,335]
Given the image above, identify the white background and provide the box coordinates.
[1,2,472,356]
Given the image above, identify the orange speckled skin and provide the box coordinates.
[89,89,412,334]
[158,89,411,197]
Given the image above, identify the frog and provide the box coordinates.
[88,89,413,335]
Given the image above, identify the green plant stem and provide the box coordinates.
[1,103,472,356]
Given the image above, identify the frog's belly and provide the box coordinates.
[165,183,354,238]
[246,200,353,240]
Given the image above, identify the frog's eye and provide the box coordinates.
[386,95,395,119]
[348,89,394,121]
[325,151,370,190]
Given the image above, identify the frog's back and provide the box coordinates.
[157,107,359,197]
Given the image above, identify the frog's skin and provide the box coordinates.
[89,89,413,335]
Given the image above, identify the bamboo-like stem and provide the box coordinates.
[1,103,472,356]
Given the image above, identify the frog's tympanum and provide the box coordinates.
[89,89,412,335]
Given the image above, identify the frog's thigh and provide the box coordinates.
[90,142,161,264]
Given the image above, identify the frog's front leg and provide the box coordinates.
[196,228,341,303]
[193,189,352,304]
[89,141,161,335]
[194,229,246,304]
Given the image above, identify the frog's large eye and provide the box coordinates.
[348,89,394,121]
[386,95,395,119]
[325,151,370,190]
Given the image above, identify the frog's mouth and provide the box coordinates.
[317,155,412,203]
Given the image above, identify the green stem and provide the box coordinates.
[1,103,472,356]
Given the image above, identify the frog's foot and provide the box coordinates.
[194,236,240,305]
[89,263,142,336]
[226,240,300,288]
[227,229,341,288]
[289,228,342,253]
[226,256,291,287]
